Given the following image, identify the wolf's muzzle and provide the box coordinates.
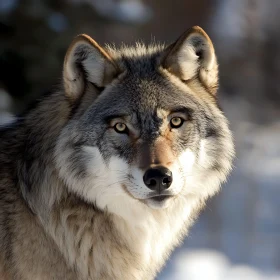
[143,166,173,193]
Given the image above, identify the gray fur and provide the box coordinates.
[0,27,234,280]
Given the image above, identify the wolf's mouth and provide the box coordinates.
[149,195,173,202]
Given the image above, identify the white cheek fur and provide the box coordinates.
[167,148,196,195]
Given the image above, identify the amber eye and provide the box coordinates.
[114,123,128,133]
[170,117,184,128]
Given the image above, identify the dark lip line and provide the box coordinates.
[145,194,174,199]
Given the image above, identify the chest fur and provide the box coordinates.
[47,197,197,280]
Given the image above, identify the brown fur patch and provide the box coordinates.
[137,137,175,170]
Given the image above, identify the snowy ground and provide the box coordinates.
[161,249,280,280]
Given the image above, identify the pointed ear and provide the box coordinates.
[63,34,119,100]
[162,26,218,95]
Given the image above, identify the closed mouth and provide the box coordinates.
[149,195,173,202]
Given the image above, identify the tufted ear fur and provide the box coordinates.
[162,26,218,95]
[63,34,119,101]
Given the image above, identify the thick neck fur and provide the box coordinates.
[0,90,204,280]
[45,194,201,280]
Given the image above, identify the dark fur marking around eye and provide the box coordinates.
[170,106,193,121]
[104,114,129,125]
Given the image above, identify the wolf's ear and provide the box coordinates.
[63,34,119,100]
[162,26,218,95]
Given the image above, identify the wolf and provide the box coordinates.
[0,26,234,280]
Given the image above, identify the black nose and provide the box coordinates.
[143,166,173,192]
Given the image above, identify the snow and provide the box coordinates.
[161,250,280,280]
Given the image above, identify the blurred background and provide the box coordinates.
[1,0,280,279]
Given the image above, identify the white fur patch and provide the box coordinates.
[198,139,214,169]
[180,139,231,199]
[168,148,196,195]
[178,148,196,171]
[82,147,141,221]
[177,45,200,80]
[176,33,216,81]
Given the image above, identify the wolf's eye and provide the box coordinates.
[170,117,184,128]
[114,123,128,133]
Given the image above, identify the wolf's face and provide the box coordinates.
[55,27,234,217]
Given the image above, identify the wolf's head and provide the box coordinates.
[55,27,234,218]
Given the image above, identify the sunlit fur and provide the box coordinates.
[0,27,234,280]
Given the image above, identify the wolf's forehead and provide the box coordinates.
[99,74,197,119]
[108,43,164,67]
